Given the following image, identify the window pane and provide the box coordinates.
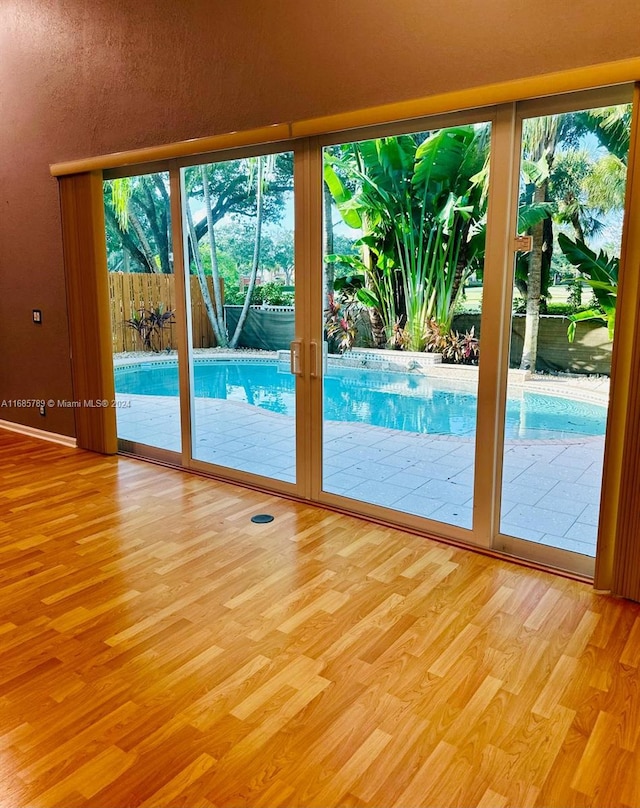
[499,104,631,557]
[181,152,296,482]
[105,171,181,453]
[322,124,491,529]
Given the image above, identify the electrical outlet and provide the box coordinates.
[39,404,46,416]
[33,309,42,324]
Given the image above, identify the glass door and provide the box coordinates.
[319,119,491,531]
[104,170,182,458]
[180,150,298,485]
[497,94,632,568]
[99,90,634,580]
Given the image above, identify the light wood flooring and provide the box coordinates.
[1,430,639,807]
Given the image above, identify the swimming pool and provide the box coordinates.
[115,359,607,440]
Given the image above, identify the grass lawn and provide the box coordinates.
[459,283,576,312]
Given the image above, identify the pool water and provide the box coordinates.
[115,360,606,440]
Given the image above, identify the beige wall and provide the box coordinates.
[1,0,639,435]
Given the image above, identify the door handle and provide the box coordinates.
[290,340,303,376]
[310,340,320,378]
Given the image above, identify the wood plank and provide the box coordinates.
[1,430,640,808]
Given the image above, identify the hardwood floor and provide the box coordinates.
[1,430,639,808]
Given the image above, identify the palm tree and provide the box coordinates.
[518,104,631,367]
[185,176,226,347]
[519,115,559,371]
[229,155,266,349]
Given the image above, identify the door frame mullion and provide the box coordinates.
[294,138,322,500]
[473,103,521,547]
[169,162,194,466]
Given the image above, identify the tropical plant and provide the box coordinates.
[575,105,632,162]
[552,104,631,345]
[323,275,369,353]
[425,320,479,364]
[558,233,618,341]
[567,277,583,311]
[253,282,295,306]
[324,125,489,352]
[517,115,561,371]
[516,105,630,369]
[124,306,175,352]
[105,174,172,274]
[325,293,357,353]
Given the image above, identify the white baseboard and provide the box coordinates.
[0,420,77,448]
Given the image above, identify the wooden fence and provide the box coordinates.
[109,273,222,353]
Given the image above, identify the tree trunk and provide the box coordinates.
[230,157,264,349]
[520,183,547,371]
[105,205,150,272]
[141,179,171,274]
[129,212,157,273]
[201,166,228,344]
[185,197,227,347]
[369,303,387,347]
[323,181,335,308]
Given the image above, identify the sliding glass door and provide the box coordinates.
[99,86,635,577]
[497,94,631,568]
[104,170,182,457]
[319,119,491,532]
[180,150,298,484]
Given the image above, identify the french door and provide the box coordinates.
[103,86,634,577]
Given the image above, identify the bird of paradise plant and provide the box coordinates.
[324,126,489,352]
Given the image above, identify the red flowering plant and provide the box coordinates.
[325,292,357,353]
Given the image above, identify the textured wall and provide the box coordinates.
[1,0,639,435]
[454,314,613,375]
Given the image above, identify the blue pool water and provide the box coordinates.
[115,360,606,440]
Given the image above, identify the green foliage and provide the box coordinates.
[104,174,172,274]
[213,222,294,284]
[225,282,294,307]
[252,282,295,306]
[198,243,239,289]
[325,291,358,353]
[111,177,131,231]
[324,125,489,351]
[566,278,583,311]
[558,233,618,341]
[574,105,632,162]
[182,153,294,348]
[124,306,175,352]
[323,274,372,353]
[183,153,293,235]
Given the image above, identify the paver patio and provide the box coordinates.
[115,382,604,558]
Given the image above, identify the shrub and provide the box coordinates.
[124,306,175,352]
[225,282,294,307]
[325,293,357,353]
[425,320,479,365]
